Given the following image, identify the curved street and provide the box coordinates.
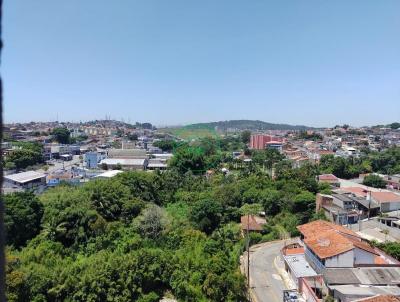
[241,240,287,302]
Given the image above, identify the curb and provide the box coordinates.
[273,256,296,290]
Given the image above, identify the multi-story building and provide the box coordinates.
[249,134,284,150]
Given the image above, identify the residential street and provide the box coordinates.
[41,155,82,174]
[241,240,287,302]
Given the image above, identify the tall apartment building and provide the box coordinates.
[249,134,284,149]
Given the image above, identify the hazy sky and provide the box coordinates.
[3,1,400,127]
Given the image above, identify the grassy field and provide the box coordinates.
[160,126,218,140]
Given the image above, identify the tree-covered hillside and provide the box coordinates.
[187,119,313,131]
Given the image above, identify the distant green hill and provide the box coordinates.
[187,120,313,131]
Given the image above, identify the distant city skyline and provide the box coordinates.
[3,1,400,127]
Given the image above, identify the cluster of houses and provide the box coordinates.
[277,173,400,302]
[316,174,400,224]
[281,219,400,302]
[2,120,175,194]
[2,145,173,193]
[239,171,400,302]
[248,124,400,171]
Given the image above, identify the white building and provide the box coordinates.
[4,171,47,190]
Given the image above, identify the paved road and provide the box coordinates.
[242,241,286,302]
[41,155,82,173]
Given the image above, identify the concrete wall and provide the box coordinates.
[316,193,333,212]
[332,199,344,209]
[305,247,325,273]
[354,248,375,265]
[380,202,400,212]
[389,202,400,212]
[325,250,354,268]
[299,278,320,302]
[85,152,98,169]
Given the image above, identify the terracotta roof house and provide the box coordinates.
[318,174,339,185]
[297,219,358,240]
[297,220,397,273]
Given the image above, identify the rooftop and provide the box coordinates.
[372,192,400,203]
[319,174,339,181]
[331,287,400,300]
[332,192,355,202]
[324,267,400,286]
[148,162,168,168]
[283,254,318,278]
[95,170,124,178]
[108,148,148,159]
[299,220,379,259]
[354,295,400,302]
[297,220,358,239]
[304,229,371,259]
[4,171,46,184]
[337,188,400,203]
[100,158,147,166]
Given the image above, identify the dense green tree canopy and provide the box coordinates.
[153,139,179,152]
[5,150,43,170]
[389,122,400,130]
[51,127,71,144]
[190,199,223,235]
[4,192,44,248]
[169,145,207,174]
[241,130,251,144]
[6,171,250,301]
[5,142,44,170]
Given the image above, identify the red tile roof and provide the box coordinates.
[372,192,400,203]
[297,220,358,239]
[284,247,305,255]
[304,229,354,259]
[304,229,379,259]
[347,235,379,255]
[340,187,368,197]
[318,150,335,155]
[318,174,339,181]
[298,220,379,259]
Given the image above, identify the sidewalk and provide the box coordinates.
[273,255,296,290]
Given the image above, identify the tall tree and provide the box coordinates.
[241,130,251,144]
[190,199,222,235]
[51,127,71,144]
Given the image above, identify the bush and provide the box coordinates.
[249,232,262,245]
[363,174,387,188]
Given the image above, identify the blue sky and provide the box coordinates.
[3,1,400,127]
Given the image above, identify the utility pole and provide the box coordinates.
[367,190,371,221]
[247,213,250,289]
